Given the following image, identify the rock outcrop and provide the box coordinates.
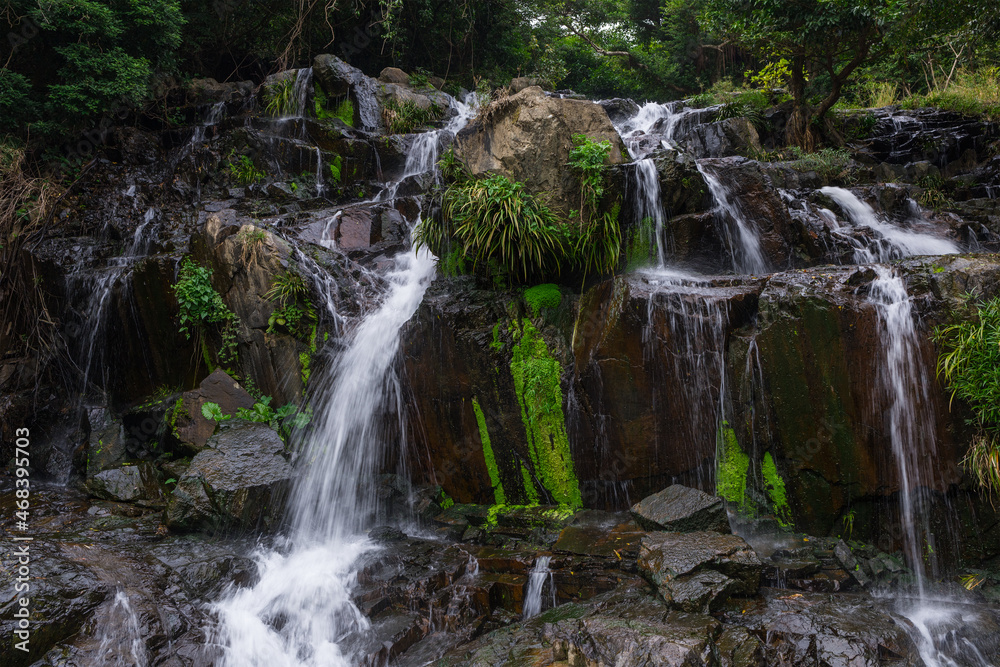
[630,485,731,533]
[455,86,627,214]
[165,420,294,532]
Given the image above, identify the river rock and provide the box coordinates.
[85,461,166,506]
[510,76,551,92]
[186,77,252,106]
[455,85,626,215]
[676,117,762,159]
[165,420,293,532]
[172,369,256,451]
[313,54,365,97]
[631,484,731,533]
[638,532,763,612]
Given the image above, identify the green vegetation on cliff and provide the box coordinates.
[762,452,793,528]
[173,258,239,367]
[510,319,582,507]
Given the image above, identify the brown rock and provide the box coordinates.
[455,86,626,215]
[174,369,256,450]
[379,67,411,85]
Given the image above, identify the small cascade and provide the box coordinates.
[867,266,941,594]
[821,187,959,261]
[213,242,438,666]
[522,556,555,619]
[615,102,674,157]
[628,158,668,266]
[696,163,769,275]
[288,67,313,119]
[95,589,147,667]
[187,101,227,149]
[639,269,734,491]
[315,147,325,198]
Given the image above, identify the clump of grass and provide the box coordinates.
[228,152,266,185]
[415,173,622,284]
[382,98,435,134]
[237,226,268,268]
[265,78,296,117]
[784,146,855,182]
[934,296,1000,497]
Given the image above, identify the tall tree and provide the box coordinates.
[701,0,902,148]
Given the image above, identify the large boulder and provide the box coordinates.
[379,67,410,85]
[172,369,256,451]
[676,117,762,159]
[165,420,294,532]
[637,532,762,612]
[631,484,731,534]
[455,86,627,215]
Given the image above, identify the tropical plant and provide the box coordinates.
[567,134,612,222]
[173,258,240,365]
[201,401,231,422]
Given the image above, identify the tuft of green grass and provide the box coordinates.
[382,98,436,134]
[228,152,265,185]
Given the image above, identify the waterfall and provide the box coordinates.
[868,266,939,596]
[696,163,769,275]
[315,147,325,198]
[629,158,668,267]
[522,556,555,619]
[639,270,733,494]
[821,187,959,261]
[212,244,437,666]
[289,68,313,119]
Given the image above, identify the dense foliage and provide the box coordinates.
[1,0,997,150]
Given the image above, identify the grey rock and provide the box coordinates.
[86,462,166,505]
[638,531,763,612]
[631,484,731,533]
[165,420,294,532]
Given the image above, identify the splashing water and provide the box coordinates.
[96,589,147,667]
[212,243,437,666]
[629,158,668,267]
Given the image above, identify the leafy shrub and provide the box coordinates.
[382,98,435,134]
[265,271,316,339]
[567,134,612,221]
[228,153,266,185]
[173,258,239,364]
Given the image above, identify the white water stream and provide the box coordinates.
[697,163,769,275]
[522,556,556,619]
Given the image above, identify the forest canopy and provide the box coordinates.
[1,0,998,145]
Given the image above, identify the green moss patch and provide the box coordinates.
[473,397,506,505]
[762,452,793,528]
[523,284,562,317]
[510,319,582,507]
[716,420,750,512]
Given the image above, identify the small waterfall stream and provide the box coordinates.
[696,162,769,275]
[522,556,556,619]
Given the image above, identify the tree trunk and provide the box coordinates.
[785,54,815,151]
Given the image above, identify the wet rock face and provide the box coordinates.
[676,117,762,159]
[165,419,293,532]
[455,86,627,215]
[630,484,731,534]
[638,532,763,612]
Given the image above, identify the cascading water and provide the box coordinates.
[213,244,437,666]
[522,556,556,619]
[629,158,668,266]
[821,187,959,261]
[211,91,479,667]
[697,163,769,275]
